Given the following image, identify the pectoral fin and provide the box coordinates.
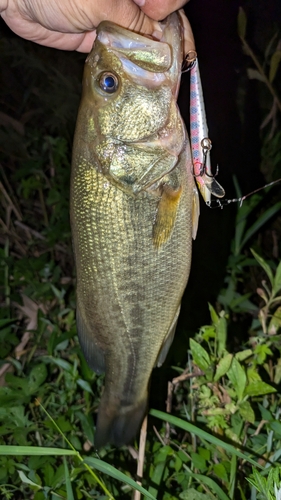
[76,306,105,374]
[156,305,181,367]
[153,184,182,248]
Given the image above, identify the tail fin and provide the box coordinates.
[94,393,148,449]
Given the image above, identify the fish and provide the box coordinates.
[190,58,225,204]
[70,11,199,448]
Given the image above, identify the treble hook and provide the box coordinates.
[200,138,219,178]
[182,50,197,73]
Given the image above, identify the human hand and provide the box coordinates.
[0,0,191,53]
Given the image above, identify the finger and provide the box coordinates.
[4,0,162,43]
[132,0,190,21]
[1,0,162,52]
[1,10,96,52]
[89,0,162,38]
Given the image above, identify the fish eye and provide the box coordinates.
[98,72,119,94]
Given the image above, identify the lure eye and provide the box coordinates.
[99,72,119,94]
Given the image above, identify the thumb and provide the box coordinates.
[92,0,162,38]
[132,0,190,21]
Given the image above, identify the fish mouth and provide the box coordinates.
[97,27,172,72]
[96,12,183,94]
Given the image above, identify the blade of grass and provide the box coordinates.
[84,457,157,500]
[229,453,237,499]
[63,457,75,500]
[149,409,264,469]
[37,400,115,500]
[0,446,75,456]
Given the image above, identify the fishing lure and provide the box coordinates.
[185,53,281,209]
[188,54,225,204]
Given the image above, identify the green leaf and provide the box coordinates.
[46,357,73,373]
[198,447,210,462]
[0,318,16,329]
[237,7,247,39]
[43,463,55,485]
[247,69,266,82]
[189,339,210,371]
[84,457,156,500]
[268,306,281,335]
[180,488,212,500]
[269,50,281,83]
[18,470,41,489]
[149,460,166,497]
[213,463,228,482]
[251,249,274,287]
[258,403,273,422]
[185,471,231,500]
[75,411,94,444]
[254,344,273,365]
[208,303,219,325]
[51,464,65,490]
[200,325,216,342]
[273,261,281,296]
[274,357,281,384]
[76,379,93,394]
[238,401,255,423]
[247,367,261,383]
[190,452,206,472]
[235,349,252,362]
[245,381,276,397]
[216,316,227,357]
[149,409,263,469]
[50,416,72,433]
[214,353,233,382]
[227,358,247,401]
[27,364,48,395]
[269,420,281,438]
[247,468,268,496]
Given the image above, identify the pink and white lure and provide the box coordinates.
[190,59,225,204]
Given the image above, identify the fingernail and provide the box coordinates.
[133,0,145,6]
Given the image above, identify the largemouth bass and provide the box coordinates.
[70,12,199,448]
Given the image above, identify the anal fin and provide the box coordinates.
[76,306,105,374]
[155,304,181,367]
